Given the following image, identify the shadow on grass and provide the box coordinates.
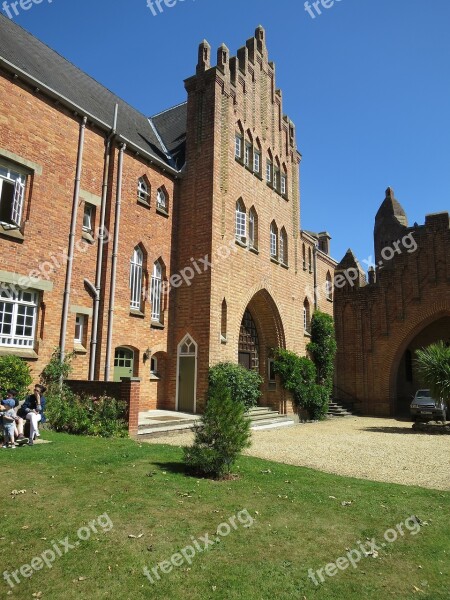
[150,460,191,476]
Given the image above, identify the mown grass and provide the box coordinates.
[0,430,449,599]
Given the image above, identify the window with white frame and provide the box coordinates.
[82,204,94,235]
[249,208,258,249]
[235,135,242,159]
[151,261,162,322]
[266,160,272,183]
[244,143,252,167]
[280,228,288,265]
[273,169,279,191]
[130,247,143,311]
[74,314,85,344]
[270,222,278,258]
[235,201,246,241]
[253,150,261,174]
[0,163,26,227]
[150,356,158,375]
[137,177,150,204]
[0,287,37,348]
[156,188,167,211]
[281,173,287,196]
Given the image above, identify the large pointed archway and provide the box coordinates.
[391,313,450,415]
[238,289,286,411]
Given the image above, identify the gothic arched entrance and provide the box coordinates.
[238,289,286,411]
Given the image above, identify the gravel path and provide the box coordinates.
[142,417,450,491]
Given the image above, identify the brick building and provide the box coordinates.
[334,188,450,416]
[0,18,335,414]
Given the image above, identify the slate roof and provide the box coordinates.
[151,103,187,171]
[0,14,186,172]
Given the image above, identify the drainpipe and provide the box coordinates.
[313,242,319,311]
[104,142,126,381]
[89,104,118,380]
[59,115,88,365]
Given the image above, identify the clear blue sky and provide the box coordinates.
[7,0,450,265]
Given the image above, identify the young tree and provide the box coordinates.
[415,342,450,402]
[184,374,252,478]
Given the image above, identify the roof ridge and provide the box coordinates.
[151,101,188,119]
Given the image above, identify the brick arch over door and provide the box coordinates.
[236,288,287,412]
[387,306,450,413]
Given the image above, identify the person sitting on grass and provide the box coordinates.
[1,392,17,449]
[16,384,47,446]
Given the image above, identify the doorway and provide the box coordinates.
[177,335,197,413]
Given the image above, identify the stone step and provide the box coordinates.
[138,418,199,431]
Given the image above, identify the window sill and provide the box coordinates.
[221,335,227,345]
[73,343,87,355]
[0,223,24,241]
[270,257,279,265]
[235,238,247,248]
[235,156,244,166]
[254,172,263,181]
[151,321,165,330]
[150,373,161,381]
[249,246,259,255]
[82,231,95,244]
[304,331,311,338]
[156,206,169,218]
[130,309,145,318]
[0,347,38,359]
[280,262,289,270]
[326,297,333,303]
[137,198,151,208]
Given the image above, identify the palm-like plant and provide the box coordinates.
[415,342,450,402]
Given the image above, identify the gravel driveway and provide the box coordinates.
[142,417,450,491]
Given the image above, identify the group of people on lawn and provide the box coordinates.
[0,384,46,448]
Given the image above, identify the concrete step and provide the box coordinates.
[250,416,296,430]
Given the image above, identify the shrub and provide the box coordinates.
[273,348,329,420]
[41,348,76,390]
[208,362,262,409]
[307,311,337,393]
[0,354,32,402]
[46,385,128,438]
[184,374,252,478]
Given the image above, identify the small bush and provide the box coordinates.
[208,362,262,409]
[0,354,32,401]
[184,374,252,478]
[46,385,128,438]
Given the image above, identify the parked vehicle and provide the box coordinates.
[410,389,448,422]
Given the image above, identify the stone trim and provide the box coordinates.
[70,305,93,317]
[0,148,43,175]
[79,189,101,207]
[0,270,53,292]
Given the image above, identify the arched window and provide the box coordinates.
[281,166,288,197]
[249,207,258,249]
[156,188,167,211]
[302,243,306,270]
[151,261,163,322]
[270,222,278,259]
[137,177,150,204]
[280,227,288,265]
[235,200,246,241]
[130,247,143,310]
[326,272,333,301]
[303,298,311,333]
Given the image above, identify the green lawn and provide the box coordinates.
[1,431,449,599]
